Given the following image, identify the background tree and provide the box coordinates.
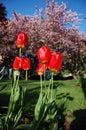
[0,3,7,21]
[0,3,8,65]
[0,0,86,76]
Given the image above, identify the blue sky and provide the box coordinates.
[1,0,86,32]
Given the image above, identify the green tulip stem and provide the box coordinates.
[43,64,46,89]
[15,73,19,88]
[19,48,22,57]
[51,71,54,99]
[51,72,54,89]
[6,70,20,124]
[40,75,43,94]
[12,70,19,89]
[47,78,51,99]
[25,70,28,80]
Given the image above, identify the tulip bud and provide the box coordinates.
[37,63,47,76]
[13,56,22,70]
[22,58,30,70]
[16,32,28,48]
[48,52,62,72]
[37,46,51,64]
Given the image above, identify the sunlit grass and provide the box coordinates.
[0,79,86,119]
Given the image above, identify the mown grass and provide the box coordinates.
[0,79,86,129]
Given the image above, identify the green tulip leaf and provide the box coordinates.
[0,84,7,91]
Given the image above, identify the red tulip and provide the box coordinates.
[13,56,22,70]
[48,52,62,72]
[37,63,48,76]
[22,58,30,70]
[37,46,51,64]
[16,32,28,48]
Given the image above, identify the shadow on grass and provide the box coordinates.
[56,92,74,101]
[56,92,74,130]
[0,93,10,114]
[53,82,64,89]
[70,109,86,130]
[23,86,40,116]
[56,91,74,130]
[78,74,86,98]
[82,87,86,99]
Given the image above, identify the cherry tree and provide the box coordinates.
[0,0,86,76]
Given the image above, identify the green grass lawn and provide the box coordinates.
[0,79,86,129]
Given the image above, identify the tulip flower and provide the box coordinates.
[37,46,51,64]
[37,63,47,76]
[48,52,62,72]
[37,63,47,94]
[22,58,30,70]
[13,56,22,70]
[16,32,28,48]
[22,58,30,80]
